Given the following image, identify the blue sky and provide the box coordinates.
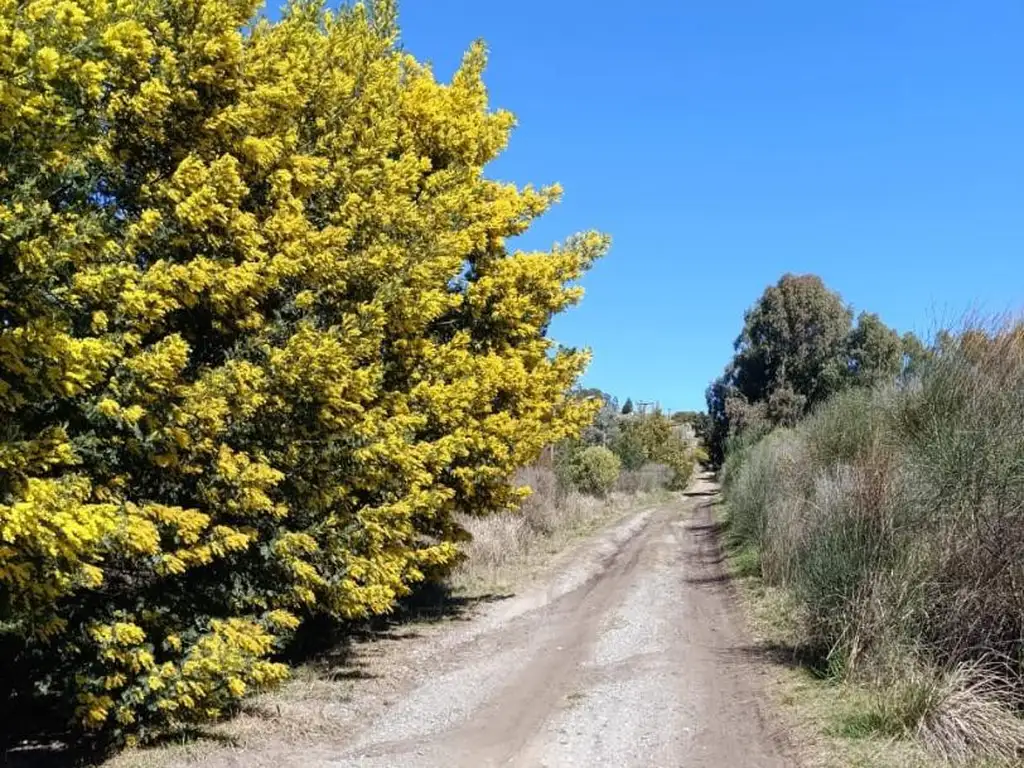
[398,2,1023,411]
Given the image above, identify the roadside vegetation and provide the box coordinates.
[455,392,704,594]
[713,275,1024,764]
[99,392,693,768]
[0,0,710,758]
[0,0,616,756]
[453,465,662,595]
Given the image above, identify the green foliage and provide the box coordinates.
[611,423,649,470]
[765,385,807,428]
[733,273,853,408]
[847,312,903,387]
[901,331,933,378]
[570,396,705,492]
[570,446,622,497]
[579,389,621,448]
[671,410,708,429]
[621,397,634,415]
[552,437,584,495]
[557,403,697,495]
[706,273,925,464]
[611,411,700,489]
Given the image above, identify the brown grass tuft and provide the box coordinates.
[722,319,1024,763]
[916,662,1024,764]
[451,466,666,593]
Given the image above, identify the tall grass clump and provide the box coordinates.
[722,323,1024,763]
[616,463,673,494]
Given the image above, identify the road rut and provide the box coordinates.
[193,474,791,768]
[332,474,789,767]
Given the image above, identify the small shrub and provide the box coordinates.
[728,543,761,579]
[571,446,622,497]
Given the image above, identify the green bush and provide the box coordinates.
[612,412,700,488]
[611,426,648,471]
[571,446,622,497]
[552,438,584,495]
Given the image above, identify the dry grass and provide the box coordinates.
[616,462,672,494]
[451,465,667,595]
[721,321,1024,765]
[915,663,1024,764]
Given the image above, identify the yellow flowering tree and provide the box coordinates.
[0,0,604,738]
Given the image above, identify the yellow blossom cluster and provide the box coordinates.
[0,0,604,739]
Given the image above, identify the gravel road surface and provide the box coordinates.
[192,474,792,768]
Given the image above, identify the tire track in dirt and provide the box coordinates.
[331,473,792,767]
[188,474,793,768]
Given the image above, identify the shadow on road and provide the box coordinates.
[1,582,513,768]
[686,499,837,684]
[724,642,834,679]
[283,581,513,683]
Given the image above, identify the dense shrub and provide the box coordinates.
[571,446,622,497]
[0,0,604,740]
[722,324,1024,758]
[611,424,648,471]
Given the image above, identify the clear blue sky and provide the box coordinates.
[399,2,1023,411]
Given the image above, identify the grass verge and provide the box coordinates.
[717,325,1024,766]
[721,505,1018,768]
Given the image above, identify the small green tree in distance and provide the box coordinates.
[571,446,622,497]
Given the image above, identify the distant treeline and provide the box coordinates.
[705,273,930,463]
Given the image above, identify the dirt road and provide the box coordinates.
[192,474,791,768]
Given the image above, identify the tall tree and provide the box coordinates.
[731,273,853,408]
[706,274,913,463]
[847,312,903,387]
[579,389,620,446]
[901,331,933,378]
